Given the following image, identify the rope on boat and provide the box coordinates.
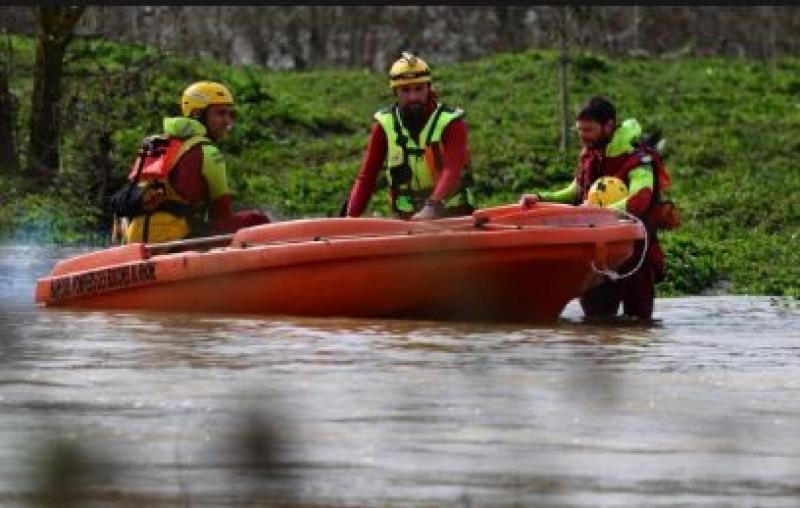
[589,209,648,281]
[474,208,647,281]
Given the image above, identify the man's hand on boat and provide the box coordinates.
[208,210,272,235]
[411,198,445,221]
[518,193,540,209]
[411,203,438,221]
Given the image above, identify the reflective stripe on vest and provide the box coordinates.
[374,104,465,211]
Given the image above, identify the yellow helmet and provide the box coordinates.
[587,176,628,206]
[180,81,234,117]
[388,51,432,89]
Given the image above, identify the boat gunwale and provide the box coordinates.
[35,218,644,306]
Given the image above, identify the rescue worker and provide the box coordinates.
[115,81,270,244]
[344,51,475,221]
[520,96,668,320]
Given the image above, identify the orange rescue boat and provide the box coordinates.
[34,203,646,323]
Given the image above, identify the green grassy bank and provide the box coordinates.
[1,36,798,297]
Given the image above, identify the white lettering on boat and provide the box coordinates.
[49,261,157,300]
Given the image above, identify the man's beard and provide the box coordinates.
[584,136,610,151]
[400,103,426,133]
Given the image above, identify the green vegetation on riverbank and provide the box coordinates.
[1,36,798,297]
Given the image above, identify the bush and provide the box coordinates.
[658,233,719,296]
[2,36,798,297]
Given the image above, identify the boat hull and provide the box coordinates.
[35,204,646,323]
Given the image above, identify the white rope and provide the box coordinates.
[590,209,649,281]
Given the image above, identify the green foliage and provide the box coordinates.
[1,36,798,297]
[712,233,799,299]
[0,192,99,245]
[657,232,719,296]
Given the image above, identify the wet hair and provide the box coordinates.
[577,96,616,124]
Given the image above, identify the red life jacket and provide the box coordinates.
[127,135,207,182]
[114,135,210,225]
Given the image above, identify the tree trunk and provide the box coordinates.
[308,6,327,68]
[242,7,272,68]
[346,8,360,68]
[0,62,18,174]
[558,7,571,152]
[90,130,113,207]
[494,6,527,52]
[286,10,306,70]
[28,5,84,185]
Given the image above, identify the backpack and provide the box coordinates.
[110,135,206,219]
[635,132,680,231]
[110,136,174,219]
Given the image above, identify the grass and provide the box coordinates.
[1,36,797,297]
